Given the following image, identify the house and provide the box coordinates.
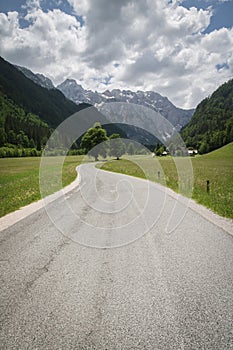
[188,150,194,156]
[188,149,198,156]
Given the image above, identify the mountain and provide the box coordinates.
[6,60,193,147]
[15,65,55,89]
[0,57,127,154]
[0,56,90,128]
[57,79,194,131]
[182,79,233,154]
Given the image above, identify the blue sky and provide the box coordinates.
[1,0,233,31]
[0,0,232,108]
[1,0,71,13]
[181,0,233,32]
[0,0,84,27]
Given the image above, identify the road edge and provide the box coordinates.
[0,168,81,232]
[1,164,232,238]
[98,167,233,237]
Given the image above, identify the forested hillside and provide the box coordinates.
[0,56,90,128]
[0,92,51,156]
[182,79,233,153]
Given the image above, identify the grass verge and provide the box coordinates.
[0,156,83,218]
[99,143,233,219]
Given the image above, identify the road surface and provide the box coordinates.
[0,163,233,349]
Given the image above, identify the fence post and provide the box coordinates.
[207,180,210,194]
[158,171,160,180]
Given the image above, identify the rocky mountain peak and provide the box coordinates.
[57,79,194,131]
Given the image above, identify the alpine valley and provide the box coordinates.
[1,57,232,155]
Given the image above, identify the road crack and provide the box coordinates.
[25,238,70,291]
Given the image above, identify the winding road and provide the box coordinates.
[0,163,233,349]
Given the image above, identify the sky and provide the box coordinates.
[0,0,233,109]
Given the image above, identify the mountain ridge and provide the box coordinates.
[0,56,90,128]
[57,78,195,131]
[14,64,194,146]
[15,65,55,90]
[0,57,127,153]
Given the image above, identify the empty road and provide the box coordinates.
[0,163,233,349]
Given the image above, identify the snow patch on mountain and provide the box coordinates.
[57,79,194,131]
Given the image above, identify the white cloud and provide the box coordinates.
[67,0,90,16]
[0,8,86,71]
[23,0,41,11]
[0,0,232,108]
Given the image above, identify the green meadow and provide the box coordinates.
[100,143,233,219]
[0,143,232,219]
[0,156,83,218]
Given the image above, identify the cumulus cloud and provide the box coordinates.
[68,0,90,15]
[0,0,232,108]
[0,8,86,73]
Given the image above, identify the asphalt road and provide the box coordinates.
[0,163,233,349]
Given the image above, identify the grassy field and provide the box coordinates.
[1,144,232,219]
[0,156,84,218]
[100,143,233,219]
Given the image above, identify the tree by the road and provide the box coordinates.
[127,142,135,155]
[109,134,126,160]
[81,122,108,161]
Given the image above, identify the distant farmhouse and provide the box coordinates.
[188,149,198,156]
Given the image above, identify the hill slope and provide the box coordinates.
[182,79,233,153]
[200,141,233,160]
[0,56,90,128]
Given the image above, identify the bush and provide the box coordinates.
[0,148,6,158]
[0,146,41,158]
